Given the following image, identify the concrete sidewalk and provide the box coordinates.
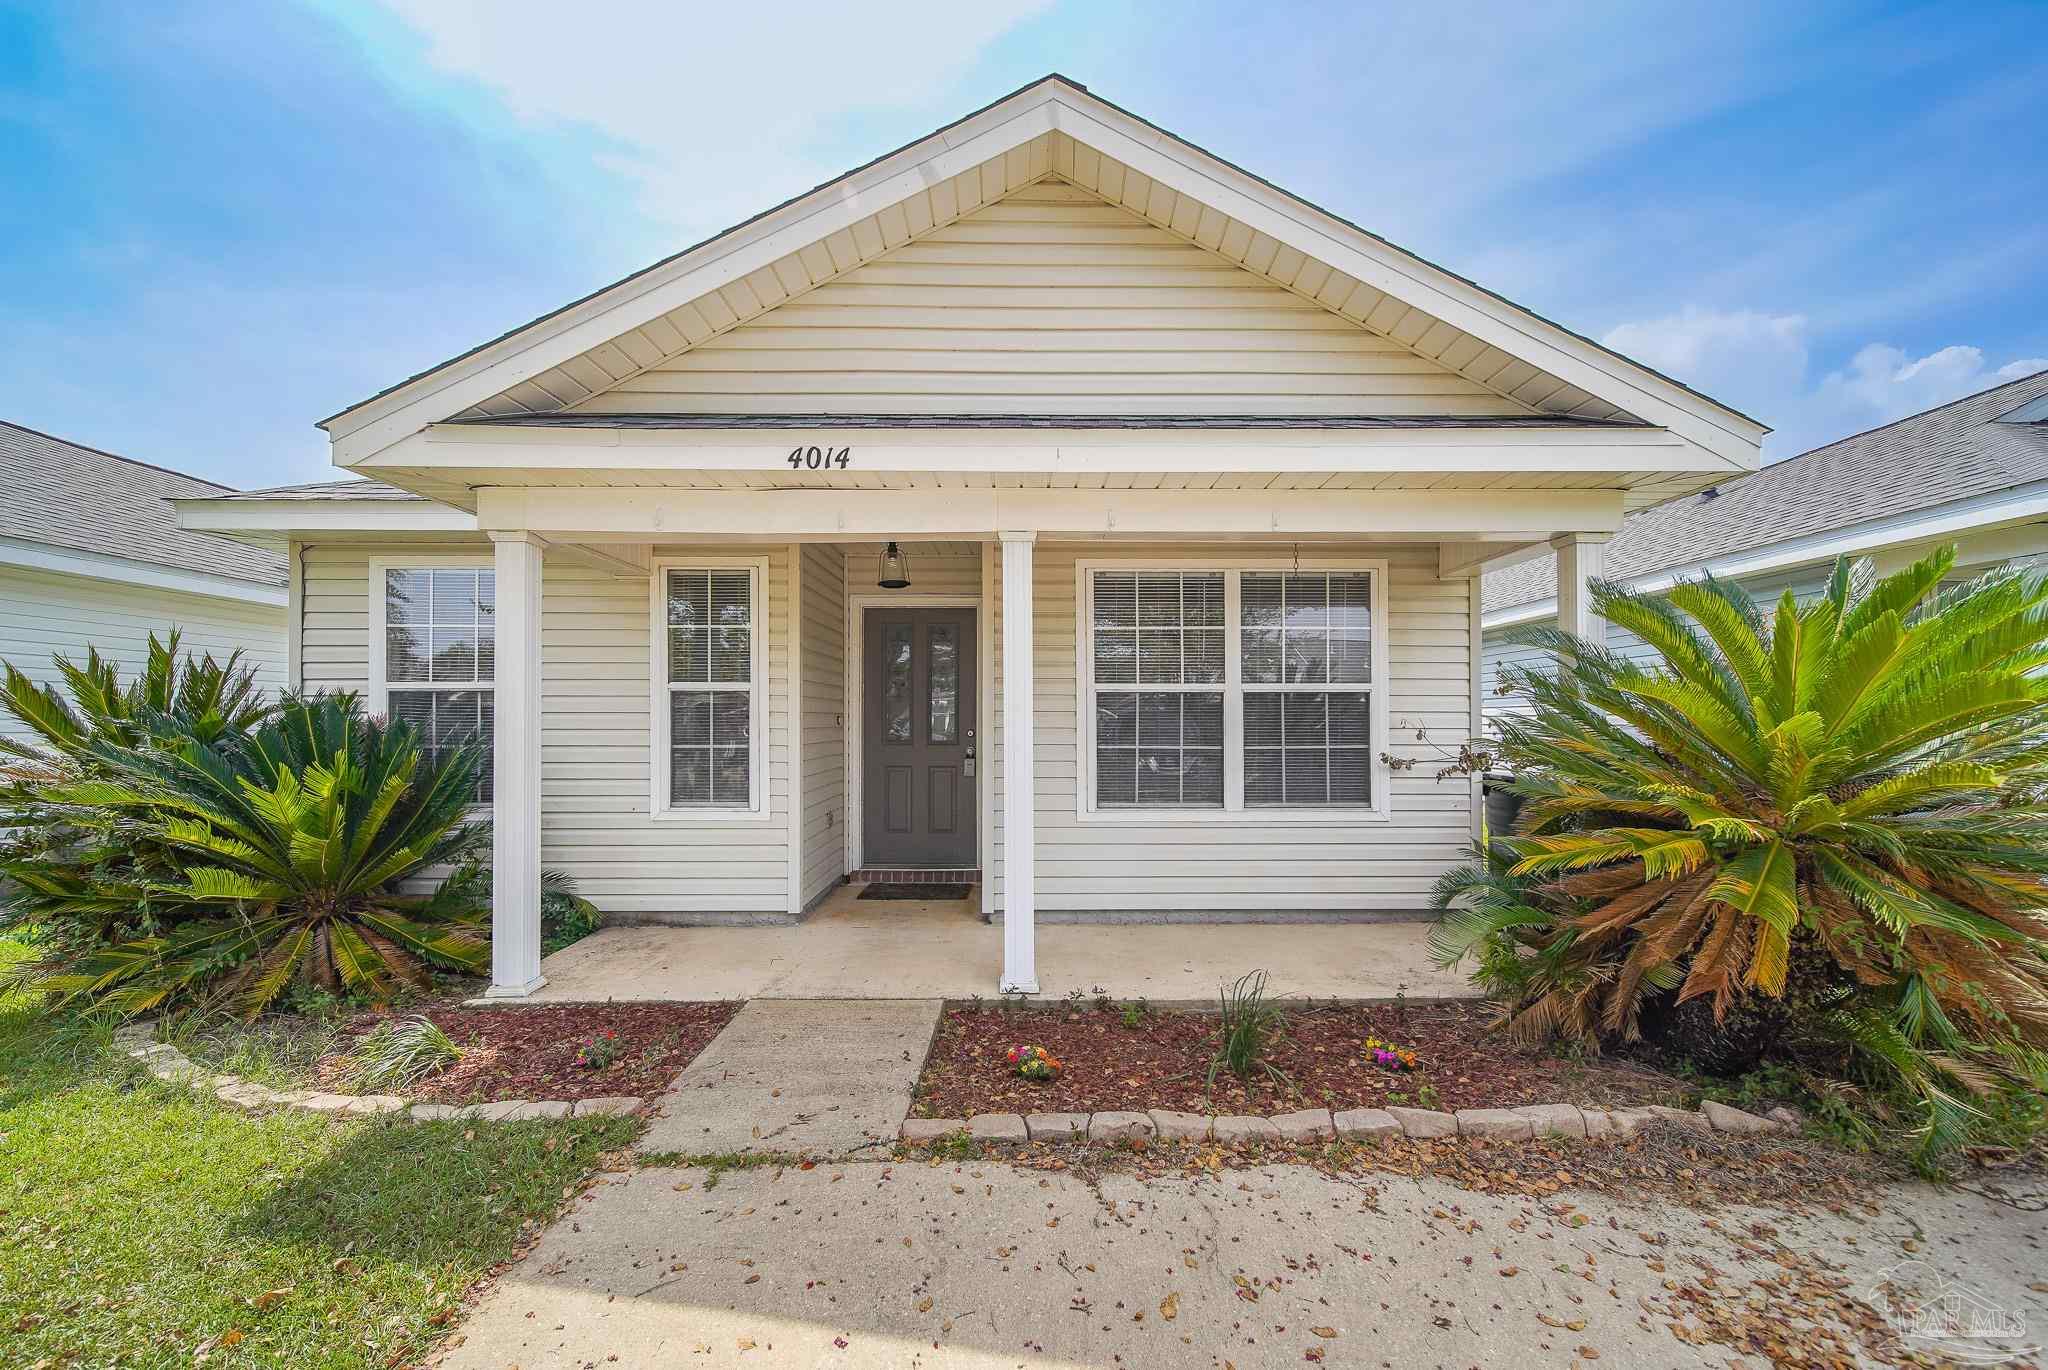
[636,999,940,1158]
[531,890,1475,1005]
[433,1159,2048,1369]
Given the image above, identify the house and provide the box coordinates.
[0,420,286,740]
[1481,367,2048,723]
[174,75,1765,998]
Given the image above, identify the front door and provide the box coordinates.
[863,608,977,868]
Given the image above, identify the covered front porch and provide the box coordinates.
[454,462,1639,1001]
[520,881,1478,1004]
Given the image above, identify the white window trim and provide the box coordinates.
[1073,555,1391,824]
[648,555,772,823]
[368,553,497,812]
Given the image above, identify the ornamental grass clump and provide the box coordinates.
[1431,545,2048,1165]
[1210,969,1289,1087]
[344,1013,464,1090]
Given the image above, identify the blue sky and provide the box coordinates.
[2,0,2043,487]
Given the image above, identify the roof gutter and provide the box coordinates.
[0,535,286,607]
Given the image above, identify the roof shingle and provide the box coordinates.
[0,421,286,586]
[1484,369,2048,615]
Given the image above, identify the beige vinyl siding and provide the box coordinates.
[989,542,1474,913]
[300,539,793,916]
[572,181,1525,419]
[0,565,285,743]
[798,544,847,904]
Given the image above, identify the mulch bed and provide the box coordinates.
[913,1000,1687,1118]
[323,1001,739,1104]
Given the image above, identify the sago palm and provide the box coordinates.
[1433,545,2048,1150]
[0,632,275,957]
[3,691,489,1017]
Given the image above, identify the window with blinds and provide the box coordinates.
[382,566,495,802]
[1085,565,1379,814]
[663,567,756,808]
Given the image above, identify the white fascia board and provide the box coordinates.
[1046,92,1765,470]
[381,423,1714,478]
[0,535,286,606]
[325,77,1762,474]
[325,100,1061,465]
[475,484,1626,540]
[174,496,479,537]
[1481,479,2048,631]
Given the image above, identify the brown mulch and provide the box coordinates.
[323,1001,739,1103]
[913,1000,1688,1118]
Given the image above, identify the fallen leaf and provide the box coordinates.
[916,1297,933,1313]
[1577,1347,1600,1360]
[737,1336,756,1351]
[1160,1292,1179,1321]
[1310,1326,1338,1338]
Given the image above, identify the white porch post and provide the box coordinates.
[486,531,545,998]
[999,530,1038,994]
[1552,532,1611,646]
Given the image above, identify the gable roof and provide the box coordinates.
[1483,368,2048,617]
[322,75,1765,471]
[0,421,285,588]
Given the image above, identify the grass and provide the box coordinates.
[0,937,636,1369]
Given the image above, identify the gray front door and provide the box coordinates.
[863,608,977,868]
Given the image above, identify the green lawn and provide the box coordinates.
[0,942,635,1368]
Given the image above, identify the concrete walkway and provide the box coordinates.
[532,888,1475,1005]
[636,999,941,1158]
[434,1159,2048,1369]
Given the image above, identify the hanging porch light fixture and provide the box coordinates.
[877,541,912,589]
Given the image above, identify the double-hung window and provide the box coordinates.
[653,560,766,817]
[374,562,495,802]
[1081,561,1386,818]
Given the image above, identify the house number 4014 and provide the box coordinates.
[786,445,851,470]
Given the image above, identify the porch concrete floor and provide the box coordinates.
[526,885,1478,1005]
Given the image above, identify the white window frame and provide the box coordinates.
[648,555,771,822]
[1074,556,1391,824]
[368,553,497,809]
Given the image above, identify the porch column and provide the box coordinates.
[486,531,545,998]
[999,530,1038,993]
[1552,532,1611,646]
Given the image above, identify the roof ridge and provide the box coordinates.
[0,418,234,492]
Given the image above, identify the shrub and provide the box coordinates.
[437,862,602,955]
[1209,969,1288,1087]
[0,690,490,1018]
[1433,546,2048,1163]
[344,1013,464,1090]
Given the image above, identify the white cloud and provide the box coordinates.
[1602,311,2044,459]
[370,0,1052,233]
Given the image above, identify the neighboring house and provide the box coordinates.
[176,75,1765,997]
[1481,368,2048,723]
[0,420,287,742]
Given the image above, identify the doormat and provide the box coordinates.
[858,882,973,901]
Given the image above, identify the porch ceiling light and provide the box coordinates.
[877,541,911,589]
